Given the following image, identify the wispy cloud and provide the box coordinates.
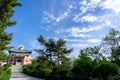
[87,39,101,43]
[100,0,120,14]
[56,12,68,22]
[67,26,102,33]
[42,11,56,23]
[70,33,91,38]
[42,2,73,24]
[79,0,101,14]
[69,43,90,48]
[55,29,65,34]
[81,15,98,22]
[73,14,98,23]
[65,39,84,42]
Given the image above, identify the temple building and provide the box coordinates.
[8,45,32,65]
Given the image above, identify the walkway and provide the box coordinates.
[10,62,43,80]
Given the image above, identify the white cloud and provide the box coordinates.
[81,15,98,22]
[68,26,102,33]
[79,0,101,14]
[65,39,84,42]
[56,3,74,22]
[68,4,73,9]
[71,32,91,38]
[55,29,65,34]
[73,13,82,22]
[43,11,69,23]
[66,26,103,38]
[80,0,87,5]
[80,6,88,14]
[90,0,101,5]
[87,39,101,43]
[70,44,90,48]
[100,0,120,14]
[42,11,56,23]
[73,0,102,22]
[73,13,99,23]
[56,12,68,22]
[43,2,74,23]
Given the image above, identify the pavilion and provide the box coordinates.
[8,45,32,65]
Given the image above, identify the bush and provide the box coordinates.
[112,74,120,80]
[23,62,52,79]
[48,66,73,80]
[0,63,11,80]
[72,55,94,80]
[4,63,11,70]
[92,61,119,80]
[23,65,34,75]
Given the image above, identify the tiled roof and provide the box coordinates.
[9,49,32,53]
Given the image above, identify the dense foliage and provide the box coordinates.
[0,63,12,80]
[23,29,120,80]
[0,0,22,51]
[0,0,22,64]
[92,61,119,80]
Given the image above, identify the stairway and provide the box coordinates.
[10,62,43,80]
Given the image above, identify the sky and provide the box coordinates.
[5,0,120,58]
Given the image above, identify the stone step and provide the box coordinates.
[10,62,43,80]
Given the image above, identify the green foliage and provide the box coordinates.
[92,61,119,80]
[0,63,11,80]
[112,74,120,80]
[72,53,94,80]
[0,52,6,62]
[0,0,22,28]
[103,29,120,47]
[40,68,52,78]
[23,62,53,79]
[111,47,120,62]
[79,46,106,62]
[101,29,120,61]
[0,0,22,51]
[35,35,73,68]
[49,65,73,80]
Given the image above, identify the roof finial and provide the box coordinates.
[18,45,24,50]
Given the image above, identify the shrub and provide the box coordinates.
[72,55,94,80]
[49,66,73,80]
[0,63,11,80]
[92,61,119,80]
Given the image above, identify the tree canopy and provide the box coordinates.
[0,0,22,51]
[0,0,22,61]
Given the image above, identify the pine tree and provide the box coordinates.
[35,35,73,68]
[0,0,22,61]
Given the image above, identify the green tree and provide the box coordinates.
[36,35,73,68]
[80,46,106,62]
[0,0,22,62]
[54,39,73,67]
[101,29,120,60]
[92,61,119,80]
[72,49,94,80]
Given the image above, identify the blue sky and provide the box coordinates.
[5,0,120,58]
